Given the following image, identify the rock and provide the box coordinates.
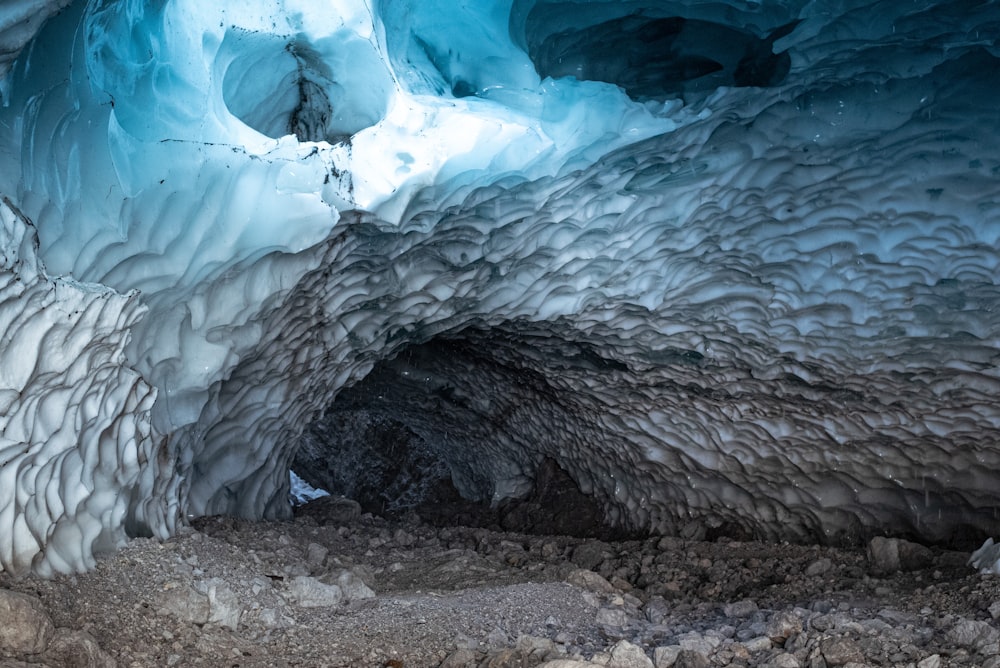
[482,648,520,667]
[766,611,803,645]
[653,646,682,668]
[676,631,719,656]
[805,558,833,577]
[294,495,362,525]
[305,542,329,572]
[644,597,670,625]
[39,628,116,668]
[516,635,559,663]
[203,578,243,630]
[287,576,343,607]
[743,636,772,653]
[0,589,54,656]
[336,569,376,602]
[440,648,480,667]
[917,656,941,668]
[820,637,864,666]
[768,654,800,668]
[608,640,653,668]
[867,537,933,575]
[154,585,210,625]
[723,599,759,619]
[537,661,596,668]
[672,649,710,668]
[567,569,617,594]
[572,542,614,571]
[948,618,1000,649]
[596,607,630,627]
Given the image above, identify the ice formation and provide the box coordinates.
[1,0,999,574]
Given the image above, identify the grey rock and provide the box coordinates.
[768,654,800,668]
[672,649,710,668]
[39,628,116,668]
[204,579,243,630]
[567,568,617,594]
[723,599,759,619]
[305,542,328,572]
[805,558,833,577]
[571,541,613,570]
[867,537,933,574]
[917,655,941,668]
[653,645,682,668]
[767,611,803,644]
[820,637,864,666]
[336,569,376,602]
[0,589,54,655]
[596,607,630,627]
[744,636,772,653]
[608,640,653,668]
[155,584,210,625]
[949,618,1000,649]
[287,576,343,607]
[645,596,670,625]
[440,648,480,667]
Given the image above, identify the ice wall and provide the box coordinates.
[1,0,1000,573]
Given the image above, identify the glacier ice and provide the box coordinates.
[1,0,1000,574]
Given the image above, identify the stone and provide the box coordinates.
[744,636,773,653]
[820,637,864,666]
[0,589,54,656]
[39,628,116,668]
[767,611,803,644]
[516,635,559,662]
[294,495,362,525]
[644,597,670,625]
[336,569,376,602]
[572,541,614,571]
[306,542,329,572]
[154,584,210,625]
[916,656,941,668]
[441,649,480,667]
[482,648,520,668]
[608,640,653,668]
[805,558,833,577]
[287,576,343,607]
[672,650,710,668]
[596,607,630,627]
[948,618,1000,649]
[769,654,800,668]
[537,662,596,668]
[653,645,682,668]
[204,578,243,630]
[567,569,617,594]
[867,537,933,575]
[723,599,759,618]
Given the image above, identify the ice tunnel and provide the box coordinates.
[1,0,999,576]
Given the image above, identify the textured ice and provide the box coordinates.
[1,0,1000,574]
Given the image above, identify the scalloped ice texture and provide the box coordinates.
[0,198,178,576]
[1,0,1000,574]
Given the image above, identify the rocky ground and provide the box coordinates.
[2,496,1000,668]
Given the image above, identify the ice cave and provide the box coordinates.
[0,0,998,577]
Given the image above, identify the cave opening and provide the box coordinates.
[292,327,640,540]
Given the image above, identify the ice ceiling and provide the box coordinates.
[0,0,999,576]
